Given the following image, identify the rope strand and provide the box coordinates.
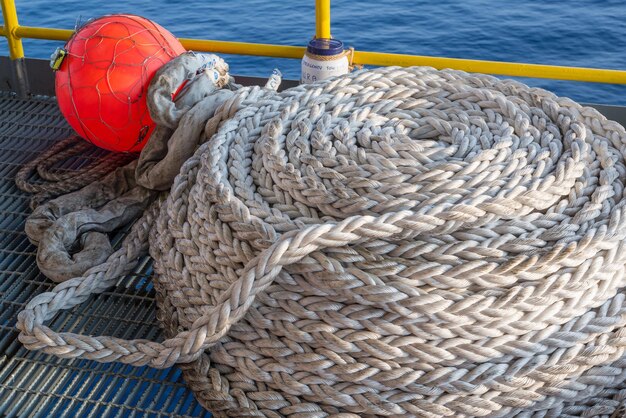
[15,136,135,208]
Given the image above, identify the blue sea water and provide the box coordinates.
[4,0,626,105]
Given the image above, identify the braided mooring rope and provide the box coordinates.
[15,136,135,208]
[17,66,626,417]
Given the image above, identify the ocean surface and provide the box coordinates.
[4,0,626,105]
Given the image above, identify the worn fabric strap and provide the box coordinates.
[17,66,626,417]
[19,52,235,283]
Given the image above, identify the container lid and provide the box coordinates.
[307,38,344,56]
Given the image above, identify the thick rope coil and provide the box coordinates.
[14,136,134,209]
[16,65,626,417]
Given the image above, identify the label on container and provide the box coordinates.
[301,54,349,84]
[265,69,282,91]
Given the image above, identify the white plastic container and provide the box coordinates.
[301,38,349,84]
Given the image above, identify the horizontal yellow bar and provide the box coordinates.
[179,38,306,59]
[8,27,308,58]
[14,26,73,41]
[352,51,626,84]
[5,25,626,85]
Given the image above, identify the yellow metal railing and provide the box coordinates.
[316,0,331,39]
[0,0,23,59]
[2,0,626,85]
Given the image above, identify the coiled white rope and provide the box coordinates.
[17,64,626,417]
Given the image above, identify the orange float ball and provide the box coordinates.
[55,14,185,152]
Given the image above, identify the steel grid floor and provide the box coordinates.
[0,92,211,417]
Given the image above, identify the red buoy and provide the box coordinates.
[55,15,185,152]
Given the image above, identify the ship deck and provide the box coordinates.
[0,91,210,417]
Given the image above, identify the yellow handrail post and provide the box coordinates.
[1,0,23,58]
[0,0,29,96]
[316,0,331,39]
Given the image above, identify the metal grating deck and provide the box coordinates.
[0,92,211,417]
